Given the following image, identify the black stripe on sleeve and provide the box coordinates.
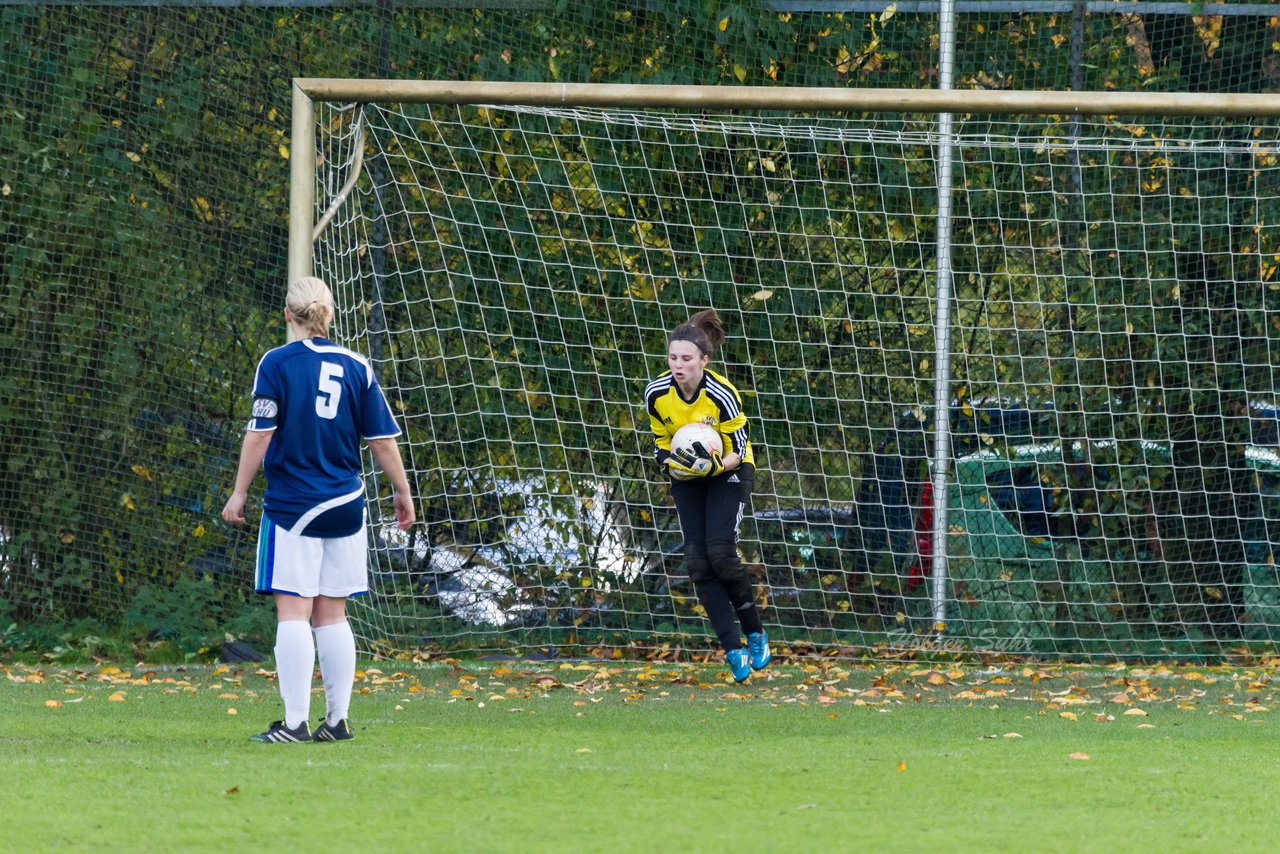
[703,376,741,420]
[645,376,673,463]
[644,376,672,415]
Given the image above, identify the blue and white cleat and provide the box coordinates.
[747,631,772,671]
[249,719,312,744]
[314,718,354,742]
[726,648,751,683]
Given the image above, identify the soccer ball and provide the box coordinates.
[669,422,724,479]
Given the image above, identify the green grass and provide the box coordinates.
[3,657,1279,852]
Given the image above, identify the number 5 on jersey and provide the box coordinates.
[316,361,344,419]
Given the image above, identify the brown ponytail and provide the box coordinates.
[670,308,726,356]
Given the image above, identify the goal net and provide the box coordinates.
[301,82,1280,659]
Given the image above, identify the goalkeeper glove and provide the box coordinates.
[690,441,725,478]
[667,447,710,480]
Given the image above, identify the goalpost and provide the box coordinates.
[289,79,1280,659]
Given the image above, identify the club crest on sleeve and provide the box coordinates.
[252,397,278,419]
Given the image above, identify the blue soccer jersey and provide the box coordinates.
[247,338,402,537]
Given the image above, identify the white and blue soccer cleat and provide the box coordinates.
[249,719,312,744]
[314,718,354,742]
[726,648,751,683]
[747,631,772,671]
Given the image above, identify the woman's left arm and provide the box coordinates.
[719,415,747,472]
[368,437,416,532]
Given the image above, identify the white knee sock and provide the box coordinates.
[314,620,356,725]
[274,619,314,729]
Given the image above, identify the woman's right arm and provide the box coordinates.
[221,430,273,525]
[647,395,673,465]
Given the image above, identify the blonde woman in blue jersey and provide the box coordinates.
[646,309,770,683]
[222,276,414,743]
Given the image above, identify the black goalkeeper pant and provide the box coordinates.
[671,463,762,652]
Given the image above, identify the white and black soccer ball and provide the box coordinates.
[669,422,724,480]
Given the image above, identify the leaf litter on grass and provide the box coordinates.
[4,657,1278,727]
[7,655,1279,853]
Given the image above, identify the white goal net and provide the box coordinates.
[304,85,1280,659]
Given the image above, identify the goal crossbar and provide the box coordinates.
[295,78,1280,117]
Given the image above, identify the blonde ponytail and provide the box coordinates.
[286,276,335,338]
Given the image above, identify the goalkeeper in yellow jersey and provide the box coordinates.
[644,309,770,683]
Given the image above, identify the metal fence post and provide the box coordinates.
[929,0,958,634]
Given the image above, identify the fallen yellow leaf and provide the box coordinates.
[44,700,62,708]
[1068,752,1090,761]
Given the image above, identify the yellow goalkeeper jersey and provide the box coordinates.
[645,368,754,466]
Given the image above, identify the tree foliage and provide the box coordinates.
[0,1,1278,650]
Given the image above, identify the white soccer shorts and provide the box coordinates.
[255,515,369,598]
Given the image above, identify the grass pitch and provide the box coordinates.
[2,657,1278,852]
